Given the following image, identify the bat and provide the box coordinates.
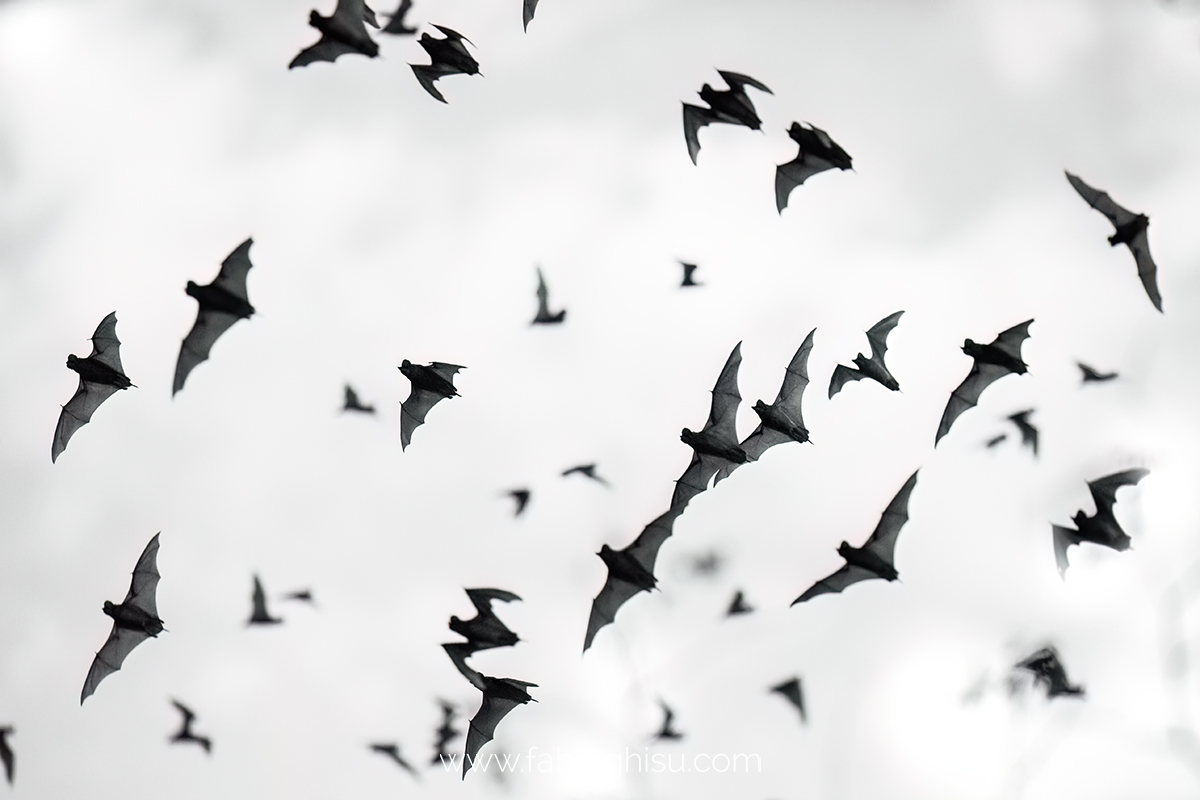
[690,550,722,576]
[523,0,538,31]
[449,588,522,651]
[505,489,531,516]
[52,311,135,463]
[370,743,418,777]
[792,471,919,604]
[1052,467,1149,577]
[1078,361,1118,383]
[682,70,773,165]
[282,589,315,604]
[1014,646,1084,698]
[584,505,685,651]
[1065,171,1163,312]
[985,433,1007,449]
[410,25,480,103]
[173,238,256,396]
[672,342,747,508]
[343,385,376,414]
[462,675,537,778]
[362,2,379,28]
[934,319,1033,445]
[532,267,566,324]
[248,575,283,625]
[653,701,683,741]
[770,677,806,724]
[680,261,701,287]
[81,533,164,704]
[562,463,609,486]
[289,0,379,68]
[775,122,853,213]
[726,589,753,616]
[828,311,903,398]
[1007,409,1038,456]
[0,726,12,786]
[398,360,463,450]
[431,700,460,766]
[380,0,416,34]
[169,700,212,754]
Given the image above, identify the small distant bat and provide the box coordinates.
[398,360,463,450]
[1078,362,1118,383]
[248,575,283,625]
[522,0,538,31]
[173,238,255,396]
[52,311,134,463]
[653,701,683,741]
[342,384,376,414]
[792,471,918,604]
[370,743,418,777]
[169,700,212,754]
[680,261,701,287]
[829,311,903,399]
[431,700,459,766]
[289,0,379,68]
[935,319,1033,445]
[449,588,522,651]
[672,342,747,507]
[462,676,537,778]
[1052,467,1149,577]
[505,489,531,516]
[1065,171,1162,312]
[690,550,722,576]
[410,25,479,103]
[775,122,852,213]
[1007,409,1037,456]
[725,589,753,616]
[532,267,565,324]
[770,677,806,724]
[380,0,416,34]
[985,433,1007,449]
[682,70,773,165]
[282,589,315,604]
[0,726,12,786]
[82,533,164,704]
[1014,646,1084,698]
[562,463,609,486]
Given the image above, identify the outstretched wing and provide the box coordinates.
[400,388,447,449]
[704,342,743,447]
[173,311,242,395]
[775,154,836,213]
[53,380,121,463]
[1087,468,1149,521]
[463,679,536,778]
[87,311,125,373]
[935,363,1010,445]
[827,364,864,399]
[1008,410,1038,456]
[671,453,723,508]
[865,311,904,363]
[125,533,161,617]
[1065,171,1139,229]
[427,362,465,383]
[466,587,522,614]
[682,103,717,165]
[443,642,487,691]
[716,70,772,96]
[522,0,538,30]
[411,63,455,102]
[1052,524,1079,578]
[990,319,1033,361]
[791,564,878,605]
[861,471,918,566]
[81,626,152,704]
[213,239,254,303]
[290,36,363,68]
[1127,229,1163,312]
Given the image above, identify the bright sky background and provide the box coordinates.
[3,0,1200,798]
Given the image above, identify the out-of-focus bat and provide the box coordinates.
[726,589,753,616]
[1065,171,1162,312]
[1078,362,1117,383]
[53,312,134,463]
[770,677,806,724]
[682,70,773,165]
[169,700,212,754]
[690,550,722,576]
[431,700,459,766]
[342,384,376,414]
[672,342,746,507]
[985,433,1007,449]
[935,319,1033,445]
[282,589,315,604]
[0,726,12,786]
[1052,468,1149,577]
[1006,409,1037,456]
[1014,646,1084,698]
[562,463,609,486]
[462,675,537,778]
[410,25,479,103]
[653,701,683,741]
[522,0,538,31]
[792,471,918,604]
[505,489,531,517]
[370,743,418,777]
[532,267,565,324]
[248,575,282,625]
[380,0,416,34]
[82,533,164,704]
[680,261,701,287]
[449,588,522,651]
[829,311,903,399]
[775,122,853,213]
[399,360,463,450]
[174,238,255,396]
[289,0,379,67]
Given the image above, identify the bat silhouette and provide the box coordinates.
[380,0,416,34]
[532,267,565,324]
[289,0,379,67]
[985,433,1007,449]
[282,589,315,604]
[82,533,163,704]
[505,489,531,516]
[690,550,722,576]
[680,261,701,287]
[935,319,1033,445]
[770,677,806,724]
[399,360,463,450]
[449,588,522,651]
[1078,361,1118,383]
[682,70,773,165]
[726,589,753,616]
[410,25,479,103]
[562,463,609,486]
[52,311,134,463]
[775,122,853,213]
[1014,646,1084,698]
[1065,171,1162,312]
[584,505,685,651]
[174,238,255,396]
[828,311,903,398]
[431,700,460,766]
[450,658,536,779]
[1052,467,1149,577]
[792,471,919,604]
[248,575,283,625]
[672,342,747,507]
[0,726,12,786]
[653,701,683,741]
[522,0,538,31]
[169,700,212,754]
[1007,409,1037,456]
[370,743,418,777]
[342,385,376,414]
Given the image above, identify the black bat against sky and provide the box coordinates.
[504,488,531,517]
[682,70,772,165]
[82,533,163,704]
[448,588,522,651]
[1007,409,1038,456]
[1052,468,1149,577]
[173,238,256,396]
[0,726,12,786]
[370,743,418,777]
[169,699,212,754]
[934,319,1033,445]
[522,0,538,31]
[726,589,753,616]
[379,0,416,35]
[770,677,806,724]
[282,589,315,604]
[562,463,609,486]
[342,385,376,414]
[248,574,283,625]
[775,122,853,213]
[672,342,747,508]
[52,311,134,463]
[1014,646,1085,699]
[532,267,565,324]
[462,675,537,778]
[679,261,701,287]
[398,360,463,450]
[410,25,480,103]
[653,701,683,741]
[1078,361,1118,383]
[288,0,379,68]
[828,311,904,399]
[431,700,459,766]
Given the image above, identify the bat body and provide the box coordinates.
[562,463,609,486]
[828,311,903,398]
[775,122,853,213]
[682,70,772,165]
[1007,409,1037,456]
[935,319,1033,445]
[370,743,418,777]
[289,0,379,67]
[53,312,134,463]
[449,588,522,651]
[1065,171,1162,312]
[505,489,531,516]
[343,384,376,414]
[1052,468,1148,577]
[0,726,12,786]
[653,701,683,741]
[399,360,463,450]
[672,343,746,507]
[411,25,479,103]
[1014,646,1084,698]
[726,589,753,616]
[174,239,255,396]
[463,676,536,778]
[82,533,163,704]
[1078,361,1118,383]
[380,0,416,34]
[532,267,565,324]
[770,678,806,724]
[431,700,459,766]
[522,0,538,31]
[792,471,918,604]
[248,575,283,625]
[170,700,212,754]
[680,261,701,287]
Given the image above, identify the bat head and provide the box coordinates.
[184,280,201,299]
[66,354,80,369]
[1108,213,1149,247]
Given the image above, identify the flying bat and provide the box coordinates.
[370,743,418,777]
[1065,171,1162,312]
[462,676,537,778]
[282,589,315,604]
[410,25,479,103]
[770,677,806,724]
[289,0,379,67]
[562,463,609,486]
[173,238,256,396]
[504,488,531,516]
[399,359,463,450]
[680,261,701,287]
[828,311,903,399]
[672,342,747,507]
[682,70,773,165]
[248,575,283,625]
[935,319,1033,445]
[1007,409,1038,456]
[431,700,460,766]
[985,433,1007,449]
[1078,361,1118,383]
[792,471,919,604]
[775,122,853,213]
[82,533,164,704]
[532,267,565,324]
[1014,646,1084,698]
[380,0,416,34]
[726,589,753,616]
[1052,467,1149,577]
[52,311,134,463]
[690,550,723,576]
[0,726,12,786]
[522,0,538,31]
[342,385,376,414]
[449,588,522,651]
[653,701,683,741]
[169,700,212,754]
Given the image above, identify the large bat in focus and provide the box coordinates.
[52,312,134,463]
[775,122,852,213]
[682,70,772,165]
[173,238,256,396]
[289,0,379,67]
[934,319,1032,445]
[1052,468,1148,577]
[828,311,903,398]
[398,360,463,450]
[672,343,747,507]
[410,25,480,103]
[462,675,536,778]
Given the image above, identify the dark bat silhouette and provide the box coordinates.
[1077,361,1118,383]
[792,471,919,604]
[82,533,163,704]
[399,360,463,450]
[505,489,531,516]
[522,0,538,31]
[370,743,418,777]
[1052,467,1149,577]
[726,589,753,616]
[682,70,773,165]
[532,267,565,324]
[1014,646,1084,698]
[672,342,746,507]
[174,238,255,396]
[248,575,282,625]
[985,433,1007,449]
[584,505,685,651]
[653,701,683,741]
[828,311,903,398]
[775,122,853,213]
[289,0,379,68]
[449,588,522,651]
[362,2,380,28]
[0,726,12,786]
[169,700,212,754]
[380,0,416,34]
[1065,171,1162,312]
[770,677,806,724]
[680,261,701,287]
[342,384,376,414]
[282,589,315,604]
[431,700,459,766]
[53,311,134,463]
[690,550,722,576]
[462,674,537,778]
[935,319,1033,445]
[1007,409,1037,456]
[410,25,479,103]
[562,463,609,486]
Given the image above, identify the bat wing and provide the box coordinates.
[935,362,1010,445]
[1087,468,1149,520]
[716,70,772,95]
[626,506,683,575]
[87,311,125,373]
[1052,524,1079,578]
[671,453,721,508]
[463,679,536,777]
[861,471,918,566]
[772,329,814,418]
[172,699,197,728]
[400,388,447,449]
[865,310,904,363]
[682,103,717,165]
[0,729,11,786]
[381,0,416,34]
[1065,171,1140,228]
[770,678,806,724]
[81,625,152,704]
[1127,229,1163,312]
[1008,410,1038,456]
[427,362,465,383]
[290,36,364,68]
[466,587,522,612]
[443,642,487,691]
[213,238,253,300]
[735,427,792,468]
[827,364,863,398]
[791,564,879,605]
[775,154,835,213]
[173,310,242,395]
[989,319,1033,361]
[52,380,121,463]
[522,0,538,30]
[411,63,456,102]
[124,533,162,617]
[704,342,743,446]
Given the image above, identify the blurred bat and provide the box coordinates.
[682,70,773,165]
[726,589,753,616]
[173,238,255,396]
[1077,361,1117,383]
[828,311,903,398]
[0,726,12,786]
[672,342,746,507]
[248,575,283,625]
[532,267,565,324]
[1014,646,1084,698]
[398,360,463,450]
[985,433,1007,449]
[1065,171,1162,312]
[792,471,918,604]
[462,676,537,778]
[380,0,416,34]
[562,463,609,486]
[410,25,479,103]
[289,0,379,67]
[52,311,134,463]
[505,489,531,516]
[370,743,418,777]
[690,550,722,576]
[431,700,459,766]
[935,319,1033,445]
[523,0,538,31]
[169,700,212,754]
[770,677,806,724]
[775,122,853,213]
[680,261,701,287]
[1052,468,1149,577]
[449,588,522,651]
[82,533,163,704]
[282,589,315,604]
[343,385,376,414]
[653,701,683,741]
[1007,409,1038,456]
